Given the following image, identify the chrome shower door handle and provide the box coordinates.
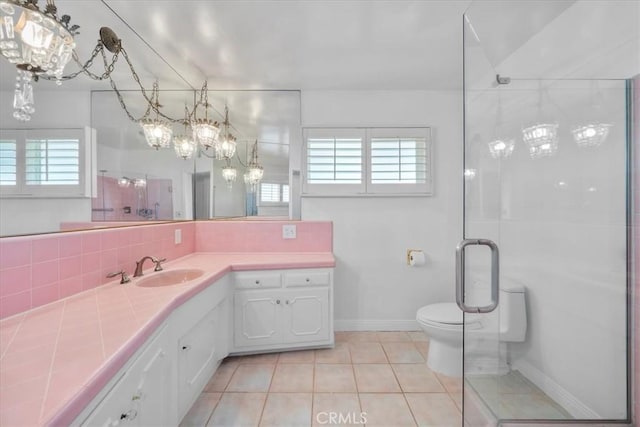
[455,238,500,313]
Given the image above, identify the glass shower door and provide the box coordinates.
[461,1,631,424]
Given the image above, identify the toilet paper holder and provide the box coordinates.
[406,249,425,266]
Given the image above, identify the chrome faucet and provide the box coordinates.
[133,256,166,277]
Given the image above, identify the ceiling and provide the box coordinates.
[0,0,637,127]
[1,0,638,94]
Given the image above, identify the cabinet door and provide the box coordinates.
[82,326,172,427]
[178,303,221,418]
[234,290,283,348]
[134,344,173,426]
[282,288,330,344]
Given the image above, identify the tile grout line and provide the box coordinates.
[0,313,25,361]
[256,358,278,426]
[38,298,67,422]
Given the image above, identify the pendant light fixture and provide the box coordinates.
[173,105,196,160]
[522,84,558,159]
[244,140,264,191]
[139,81,172,149]
[221,158,237,189]
[217,105,237,160]
[572,82,611,147]
[192,81,220,150]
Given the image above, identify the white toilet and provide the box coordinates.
[416,282,527,377]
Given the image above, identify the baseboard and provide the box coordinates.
[512,359,601,419]
[334,319,420,331]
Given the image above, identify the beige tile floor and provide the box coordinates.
[180,331,569,426]
[180,331,463,427]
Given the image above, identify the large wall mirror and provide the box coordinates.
[0,89,299,237]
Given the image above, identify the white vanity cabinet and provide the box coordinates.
[81,325,174,427]
[232,268,333,352]
[172,275,230,421]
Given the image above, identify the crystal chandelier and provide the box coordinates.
[522,123,558,159]
[487,139,515,159]
[173,106,196,159]
[174,134,195,160]
[139,82,172,149]
[523,87,558,159]
[221,158,237,189]
[192,82,220,150]
[0,1,127,121]
[572,123,611,147]
[1,0,76,120]
[216,105,237,160]
[572,83,612,148]
[243,140,264,191]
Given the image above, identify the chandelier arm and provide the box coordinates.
[119,48,183,123]
[38,43,106,81]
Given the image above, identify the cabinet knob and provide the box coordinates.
[286,300,290,305]
[255,280,260,285]
[182,345,191,351]
[305,278,310,282]
[276,299,281,304]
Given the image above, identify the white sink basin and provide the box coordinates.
[136,269,204,287]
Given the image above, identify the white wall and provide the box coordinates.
[299,90,463,330]
[0,90,92,236]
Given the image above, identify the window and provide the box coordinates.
[303,127,432,196]
[0,128,89,197]
[259,183,289,205]
[0,139,17,186]
[304,128,366,194]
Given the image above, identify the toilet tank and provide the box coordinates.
[498,283,527,342]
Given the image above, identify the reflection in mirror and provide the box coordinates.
[93,89,299,221]
[92,90,196,223]
[192,90,299,219]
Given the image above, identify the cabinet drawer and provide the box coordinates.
[284,271,330,287]
[234,271,281,289]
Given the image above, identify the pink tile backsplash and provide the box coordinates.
[0,220,330,319]
[0,222,196,319]
[195,220,333,253]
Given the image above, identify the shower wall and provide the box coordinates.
[497,83,628,418]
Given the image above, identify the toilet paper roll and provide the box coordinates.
[409,250,426,266]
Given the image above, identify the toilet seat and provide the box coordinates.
[417,303,482,330]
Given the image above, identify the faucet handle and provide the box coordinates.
[153,258,167,272]
[107,270,131,284]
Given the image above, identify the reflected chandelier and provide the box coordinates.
[216,105,237,160]
[173,106,196,160]
[522,87,558,159]
[487,90,514,159]
[139,82,172,149]
[243,140,264,191]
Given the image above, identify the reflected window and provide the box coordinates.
[259,182,289,205]
[0,139,17,186]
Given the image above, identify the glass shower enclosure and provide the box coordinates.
[460,1,635,424]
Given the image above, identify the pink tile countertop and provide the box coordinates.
[0,252,335,427]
